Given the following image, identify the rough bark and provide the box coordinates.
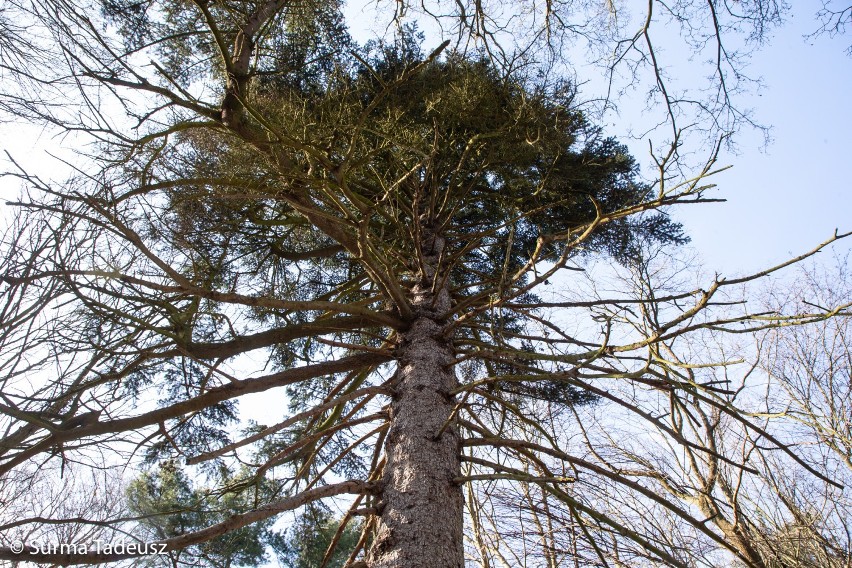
[367,228,464,567]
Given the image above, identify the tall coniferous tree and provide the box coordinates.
[0,1,848,567]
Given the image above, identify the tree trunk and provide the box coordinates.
[367,228,464,568]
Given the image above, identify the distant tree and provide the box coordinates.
[0,465,128,561]
[278,504,362,568]
[0,1,849,567]
[126,462,285,567]
[753,257,852,567]
[554,249,852,568]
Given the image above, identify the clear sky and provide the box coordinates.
[664,5,852,275]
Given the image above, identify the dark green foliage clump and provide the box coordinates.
[127,463,361,567]
[278,504,362,568]
[127,462,285,567]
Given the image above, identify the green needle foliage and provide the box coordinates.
[127,463,284,567]
[278,504,362,568]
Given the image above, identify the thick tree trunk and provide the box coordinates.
[367,229,464,568]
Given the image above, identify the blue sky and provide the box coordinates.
[644,5,852,275]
